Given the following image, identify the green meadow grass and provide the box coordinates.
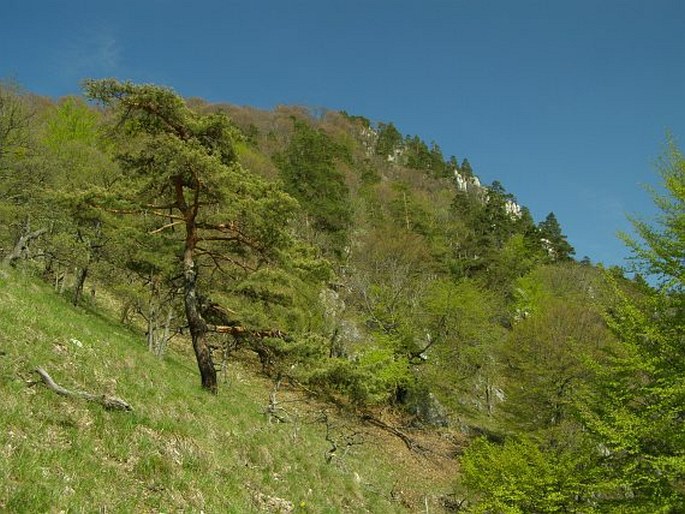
[0,269,449,513]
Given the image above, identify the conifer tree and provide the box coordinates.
[374,121,402,158]
[538,212,575,261]
[84,79,299,393]
[274,119,351,254]
[460,158,473,177]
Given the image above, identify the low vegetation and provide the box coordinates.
[0,269,457,512]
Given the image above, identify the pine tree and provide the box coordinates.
[274,119,351,255]
[538,212,575,261]
[84,79,300,393]
[374,121,402,158]
[460,158,473,177]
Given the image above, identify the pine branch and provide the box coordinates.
[195,246,256,272]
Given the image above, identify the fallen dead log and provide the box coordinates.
[35,367,133,411]
[361,414,426,452]
[207,323,291,341]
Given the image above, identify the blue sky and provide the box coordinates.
[3,0,684,268]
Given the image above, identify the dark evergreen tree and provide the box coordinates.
[404,135,431,170]
[274,119,351,254]
[479,181,518,250]
[374,121,403,158]
[538,212,575,261]
[460,158,473,177]
[428,141,448,176]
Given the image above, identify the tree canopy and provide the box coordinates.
[83,79,304,393]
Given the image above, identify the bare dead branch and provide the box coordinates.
[196,222,265,253]
[197,236,240,242]
[266,376,290,423]
[149,220,185,234]
[318,410,365,463]
[143,203,177,210]
[35,367,133,411]
[3,227,47,267]
[105,207,185,221]
[206,324,288,340]
[361,414,425,452]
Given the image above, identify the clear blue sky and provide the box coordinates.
[3,0,684,268]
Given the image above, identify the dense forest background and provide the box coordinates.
[1,79,683,512]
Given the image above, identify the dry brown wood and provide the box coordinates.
[207,324,289,340]
[35,367,133,411]
[361,414,425,452]
[3,227,47,266]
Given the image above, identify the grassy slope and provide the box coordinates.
[0,269,454,513]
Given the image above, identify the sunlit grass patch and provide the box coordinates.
[0,269,452,512]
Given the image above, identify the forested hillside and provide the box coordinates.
[1,79,683,512]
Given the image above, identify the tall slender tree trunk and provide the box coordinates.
[147,301,157,353]
[184,257,217,393]
[182,215,217,393]
[72,223,102,306]
[73,263,89,306]
[147,274,159,353]
[156,306,174,358]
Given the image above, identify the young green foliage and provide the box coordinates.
[39,97,120,304]
[460,435,601,513]
[577,141,685,510]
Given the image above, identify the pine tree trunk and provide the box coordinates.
[185,268,217,393]
[73,265,88,306]
[156,306,174,358]
[147,301,157,353]
[183,221,217,394]
[120,300,132,324]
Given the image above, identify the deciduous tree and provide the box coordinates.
[578,141,685,509]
